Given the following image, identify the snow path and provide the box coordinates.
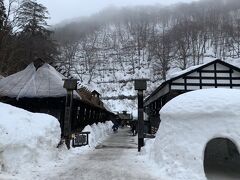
[44,127,161,180]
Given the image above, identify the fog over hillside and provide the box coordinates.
[38,0,199,25]
[53,0,240,113]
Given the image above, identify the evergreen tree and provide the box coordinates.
[0,0,12,75]
[16,0,49,35]
[0,0,6,31]
[15,0,57,64]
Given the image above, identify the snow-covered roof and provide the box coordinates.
[167,58,240,80]
[0,63,81,99]
[144,59,240,105]
[167,63,205,81]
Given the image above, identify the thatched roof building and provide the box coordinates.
[0,60,80,100]
[0,59,114,134]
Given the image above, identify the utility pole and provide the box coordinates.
[134,79,147,152]
[63,79,78,149]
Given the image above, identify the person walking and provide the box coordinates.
[131,120,137,136]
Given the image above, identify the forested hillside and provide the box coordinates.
[53,0,240,113]
[1,0,240,113]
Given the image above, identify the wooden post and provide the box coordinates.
[134,79,147,152]
[64,90,73,149]
[138,90,144,151]
[63,79,78,149]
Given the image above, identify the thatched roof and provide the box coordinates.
[77,87,104,109]
[0,62,81,100]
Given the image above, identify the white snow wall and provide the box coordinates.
[152,89,240,180]
[0,102,61,174]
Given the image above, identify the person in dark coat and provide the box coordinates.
[112,123,119,132]
[131,120,137,136]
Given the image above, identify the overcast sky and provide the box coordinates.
[37,0,198,25]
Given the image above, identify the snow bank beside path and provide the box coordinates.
[0,102,113,180]
[36,121,114,180]
[83,121,113,148]
[144,89,240,180]
[68,121,113,154]
[0,102,61,175]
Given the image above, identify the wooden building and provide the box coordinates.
[0,59,114,135]
[144,59,240,133]
[117,111,133,126]
[75,87,110,128]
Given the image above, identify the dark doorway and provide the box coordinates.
[204,138,240,179]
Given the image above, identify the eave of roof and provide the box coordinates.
[144,59,240,104]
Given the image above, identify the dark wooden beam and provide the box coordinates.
[199,71,202,89]
[172,82,240,87]
[184,78,187,91]
[214,63,217,88]
[198,70,233,73]
[183,76,240,80]
[230,68,233,88]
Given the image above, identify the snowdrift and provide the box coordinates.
[0,101,114,180]
[0,102,61,174]
[79,121,113,148]
[152,88,240,180]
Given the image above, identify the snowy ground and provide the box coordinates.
[36,127,161,180]
[2,91,240,180]
[0,102,160,180]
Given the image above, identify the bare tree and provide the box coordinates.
[148,31,172,81]
[171,20,191,70]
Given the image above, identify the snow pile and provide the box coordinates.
[0,102,113,179]
[151,88,240,180]
[79,121,113,148]
[0,102,61,174]
[42,121,114,180]
[56,121,113,157]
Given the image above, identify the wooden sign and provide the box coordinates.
[72,132,90,147]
